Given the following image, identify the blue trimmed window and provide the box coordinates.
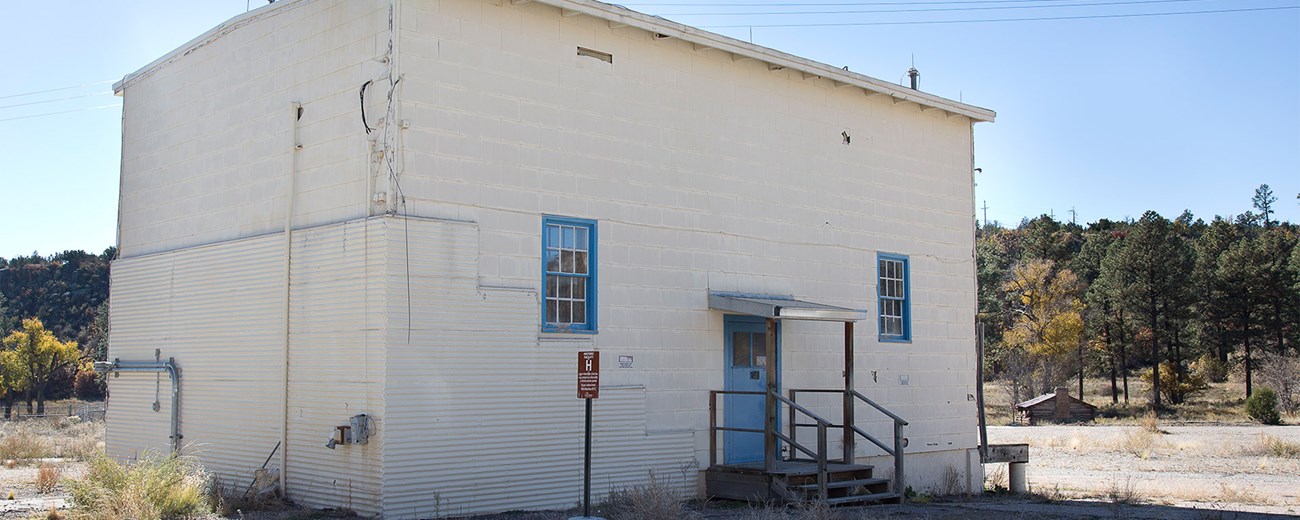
[877,253,910,342]
[543,216,597,333]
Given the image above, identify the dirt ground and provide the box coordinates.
[983,423,1300,516]
[3,419,1298,519]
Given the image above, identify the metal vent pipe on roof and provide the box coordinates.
[908,67,919,90]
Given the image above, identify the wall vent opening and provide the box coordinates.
[577,47,613,64]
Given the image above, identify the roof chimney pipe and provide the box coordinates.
[908,67,919,90]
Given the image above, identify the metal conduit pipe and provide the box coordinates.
[95,358,182,454]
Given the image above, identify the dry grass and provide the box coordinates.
[35,462,62,494]
[1103,476,1140,505]
[65,451,212,520]
[1117,428,1158,459]
[1250,434,1300,458]
[983,464,1008,492]
[0,416,104,464]
[934,466,964,496]
[0,425,51,463]
[1140,410,1161,433]
[597,472,697,520]
[1215,483,1271,505]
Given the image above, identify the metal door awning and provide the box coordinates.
[708,292,868,322]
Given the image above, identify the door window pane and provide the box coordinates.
[732,332,751,367]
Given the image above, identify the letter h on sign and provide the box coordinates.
[578,351,600,399]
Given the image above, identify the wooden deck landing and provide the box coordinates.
[706,460,897,505]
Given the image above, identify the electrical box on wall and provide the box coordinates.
[325,414,372,449]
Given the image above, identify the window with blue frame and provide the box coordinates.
[877,253,910,341]
[543,216,597,332]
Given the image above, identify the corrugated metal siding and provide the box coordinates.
[380,217,695,518]
[108,219,389,516]
[284,218,387,515]
[108,233,286,482]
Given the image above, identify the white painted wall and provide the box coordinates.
[395,0,979,489]
[116,0,390,259]
[109,219,390,516]
[112,0,985,515]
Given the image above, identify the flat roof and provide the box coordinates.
[116,0,997,122]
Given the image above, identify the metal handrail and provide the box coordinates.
[788,388,909,498]
[708,389,832,501]
[851,389,909,425]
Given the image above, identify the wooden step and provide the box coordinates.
[822,491,901,505]
[792,477,890,491]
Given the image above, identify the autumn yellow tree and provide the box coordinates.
[1002,260,1084,398]
[2,318,80,415]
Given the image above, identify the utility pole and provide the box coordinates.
[981,201,989,228]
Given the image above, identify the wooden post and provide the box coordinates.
[843,321,855,464]
[708,391,717,469]
[764,318,778,472]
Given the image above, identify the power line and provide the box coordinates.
[0,104,122,123]
[698,5,1300,27]
[657,0,1220,16]
[0,91,113,111]
[0,80,115,101]
[629,0,1085,6]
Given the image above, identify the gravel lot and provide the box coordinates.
[2,422,1297,519]
[986,423,1300,515]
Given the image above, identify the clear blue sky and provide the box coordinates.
[2,0,1297,259]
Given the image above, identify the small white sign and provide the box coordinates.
[618,355,634,368]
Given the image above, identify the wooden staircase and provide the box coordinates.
[706,388,908,507]
[706,460,900,505]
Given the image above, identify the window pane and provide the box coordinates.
[562,250,575,273]
[547,226,560,248]
[573,278,585,300]
[573,302,586,324]
[732,332,751,368]
[560,300,572,323]
[547,276,557,298]
[752,333,767,367]
[576,227,589,250]
[575,251,588,275]
[545,249,560,273]
[563,226,575,249]
[559,277,571,298]
[546,299,557,323]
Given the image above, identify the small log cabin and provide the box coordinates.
[1015,387,1097,424]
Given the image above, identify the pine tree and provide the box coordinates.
[1113,211,1193,409]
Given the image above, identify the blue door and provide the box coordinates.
[723,316,779,464]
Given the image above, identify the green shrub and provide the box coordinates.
[1246,388,1282,425]
[67,451,211,520]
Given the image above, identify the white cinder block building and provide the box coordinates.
[107,0,995,516]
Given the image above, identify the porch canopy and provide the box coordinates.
[707,292,869,322]
[707,291,871,472]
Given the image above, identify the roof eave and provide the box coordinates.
[532,0,996,122]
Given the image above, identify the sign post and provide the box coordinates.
[574,351,601,520]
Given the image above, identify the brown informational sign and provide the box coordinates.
[577,351,600,399]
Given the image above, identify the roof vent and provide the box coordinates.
[908,67,919,90]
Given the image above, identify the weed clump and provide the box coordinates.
[0,426,51,463]
[598,472,696,520]
[1119,428,1156,459]
[66,451,212,520]
[35,463,61,494]
[1254,434,1300,458]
